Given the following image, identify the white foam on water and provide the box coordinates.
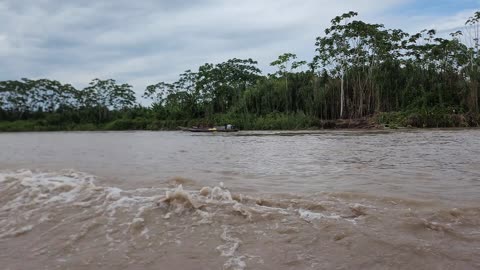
[0,169,161,246]
[232,202,252,220]
[217,225,247,270]
[195,209,213,224]
[0,225,34,238]
[298,209,341,223]
[210,185,233,201]
[254,205,290,215]
[217,226,241,257]
[0,168,261,270]
[2,169,480,269]
[224,256,247,270]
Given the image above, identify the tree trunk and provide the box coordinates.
[340,72,345,119]
[469,79,478,113]
[285,73,289,112]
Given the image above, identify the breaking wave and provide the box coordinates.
[1,170,479,269]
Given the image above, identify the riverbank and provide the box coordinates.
[0,111,478,132]
[0,118,378,132]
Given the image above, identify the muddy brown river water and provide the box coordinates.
[1,130,479,269]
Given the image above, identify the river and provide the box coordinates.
[1,130,479,269]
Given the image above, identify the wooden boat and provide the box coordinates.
[178,126,239,132]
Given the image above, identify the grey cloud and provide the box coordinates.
[0,0,474,102]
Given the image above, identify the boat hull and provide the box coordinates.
[178,127,239,132]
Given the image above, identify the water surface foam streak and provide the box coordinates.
[1,169,479,269]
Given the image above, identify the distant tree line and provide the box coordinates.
[1,11,479,130]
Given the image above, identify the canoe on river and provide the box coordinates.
[178,126,239,132]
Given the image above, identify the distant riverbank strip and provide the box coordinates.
[1,111,478,132]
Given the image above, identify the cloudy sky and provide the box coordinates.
[0,0,479,98]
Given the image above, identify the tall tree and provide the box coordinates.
[315,11,358,118]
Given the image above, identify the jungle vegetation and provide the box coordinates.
[1,11,480,131]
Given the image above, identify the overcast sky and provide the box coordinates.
[1,0,479,98]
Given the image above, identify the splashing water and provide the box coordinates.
[1,169,479,269]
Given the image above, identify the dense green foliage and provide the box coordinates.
[1,11,480,131]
